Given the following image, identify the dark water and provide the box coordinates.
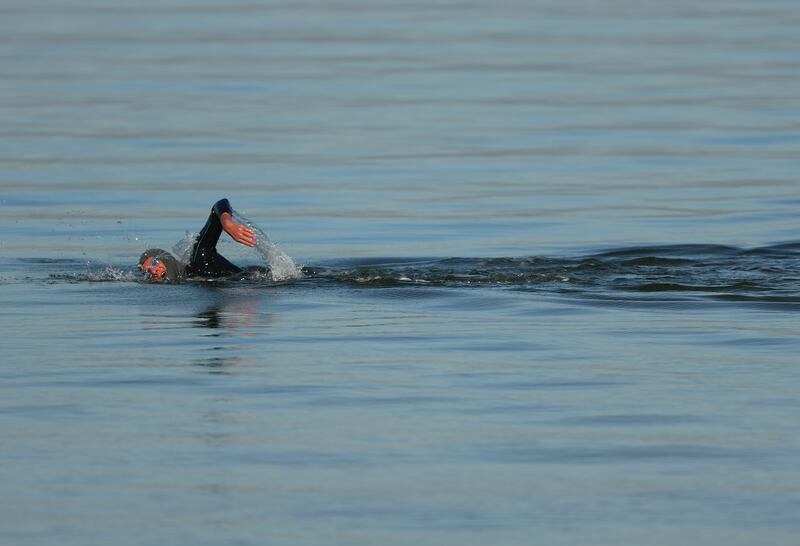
[2,1,800,545]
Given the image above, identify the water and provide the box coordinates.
[2,1,800,544]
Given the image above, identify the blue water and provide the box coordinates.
[2,1,800,544]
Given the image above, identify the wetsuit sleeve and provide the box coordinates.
[188,199,242,277]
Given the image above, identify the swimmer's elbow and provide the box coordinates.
[212,198,233,217]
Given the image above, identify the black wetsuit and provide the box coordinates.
[186,199,243,278]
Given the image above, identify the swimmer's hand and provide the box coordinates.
[220,212,257,248]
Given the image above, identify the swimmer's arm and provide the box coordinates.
[221,212,256,247]
[215,199,256,248]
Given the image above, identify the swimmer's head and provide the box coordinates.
[138,249,182,282]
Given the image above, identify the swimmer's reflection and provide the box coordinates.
[191,293,272,332]
[194,352,241,374]
[195,306,224,330]
[191,292,274,373]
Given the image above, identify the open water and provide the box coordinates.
[1,1,799,545]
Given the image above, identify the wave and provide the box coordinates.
[308,242,800,287]
[11,242,800,304]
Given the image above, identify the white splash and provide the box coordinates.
[52,266,140,283]
[233,211,302,281]
[173,231,199,264]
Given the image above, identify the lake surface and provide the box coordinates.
[1,1,799,544]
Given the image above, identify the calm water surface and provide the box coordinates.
[1,1,799,545]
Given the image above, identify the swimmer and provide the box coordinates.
[139,198,256,282]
